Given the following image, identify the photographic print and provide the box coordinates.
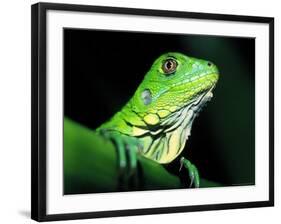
[63,29,255,194]
[31,2,273,221]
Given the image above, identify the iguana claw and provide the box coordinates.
[179,156,200,188]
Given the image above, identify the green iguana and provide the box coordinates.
[97,52,219,188]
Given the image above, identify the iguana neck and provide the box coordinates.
[98,100,197,164]
[97,101,148,136]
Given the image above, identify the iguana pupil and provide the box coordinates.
[162,58,177,74]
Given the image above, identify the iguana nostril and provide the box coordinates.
[207,62,212,67]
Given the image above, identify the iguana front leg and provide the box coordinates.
[179,156,200,188]
[98,129,142,179]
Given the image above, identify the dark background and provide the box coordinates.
[64,28,255,187]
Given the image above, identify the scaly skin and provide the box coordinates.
[97,52,219,188]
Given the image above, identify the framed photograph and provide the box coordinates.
[31,2,274,222]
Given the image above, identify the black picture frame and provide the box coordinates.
[31,2,274,222]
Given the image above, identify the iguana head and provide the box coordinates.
[132,52,219,115]
[128,52,219,163]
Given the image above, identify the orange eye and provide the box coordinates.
[162,58,178,75]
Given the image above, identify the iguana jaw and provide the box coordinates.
[164,83,216,141]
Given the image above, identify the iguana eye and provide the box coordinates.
[162,58,177,75]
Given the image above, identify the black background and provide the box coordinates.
[64,28,255,186]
